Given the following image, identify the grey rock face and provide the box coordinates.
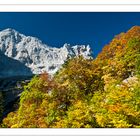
[0,28,92,76]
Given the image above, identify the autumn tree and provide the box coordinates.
[2,26,140,128]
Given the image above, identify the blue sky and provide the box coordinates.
[0,12,140,56]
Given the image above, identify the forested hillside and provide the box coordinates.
[1,26,140,128]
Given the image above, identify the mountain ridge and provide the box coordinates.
[0,28,92,77]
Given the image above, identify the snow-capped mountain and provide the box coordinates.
[0,28,92,77]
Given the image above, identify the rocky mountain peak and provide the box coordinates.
[0,28,93,77]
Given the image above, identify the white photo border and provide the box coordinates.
[0,5,140,12]
[0,4,140,136]
[1,0,140,5]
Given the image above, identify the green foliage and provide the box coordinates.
[136,54,140,75]
[127,38,140,49]
[53,100,98,128]
[92,80,140,128]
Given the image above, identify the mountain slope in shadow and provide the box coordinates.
[0,51,32,78]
